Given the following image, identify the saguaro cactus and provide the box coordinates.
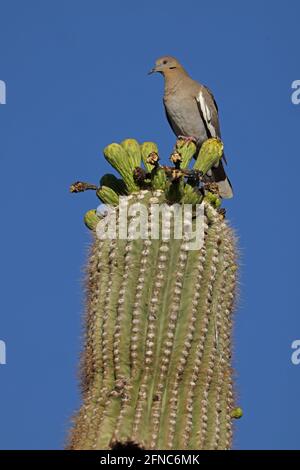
[68,138,239,450]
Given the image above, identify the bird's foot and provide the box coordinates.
[177,135,197,145]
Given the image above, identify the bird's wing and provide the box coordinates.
[163,101,181,137]
[195,85,221,139]
[195,85,228,164]
[203,85,219,113]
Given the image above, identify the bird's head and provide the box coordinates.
[148,56,185,76]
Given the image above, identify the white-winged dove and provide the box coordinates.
[149,56,233,199]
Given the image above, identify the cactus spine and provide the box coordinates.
[68,138,239,450]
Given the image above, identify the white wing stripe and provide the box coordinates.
[197,91,216,137]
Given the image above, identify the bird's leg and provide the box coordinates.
[177,135,198,145]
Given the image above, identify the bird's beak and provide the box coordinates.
[148,67,157,75]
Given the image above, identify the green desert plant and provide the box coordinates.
[68,138,239,450]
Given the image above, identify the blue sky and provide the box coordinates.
[0,0,299,450]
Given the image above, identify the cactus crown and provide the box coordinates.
[70,137,224,230]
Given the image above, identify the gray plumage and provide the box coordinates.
[149,56,233,199]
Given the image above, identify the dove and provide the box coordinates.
[149,56,233,198]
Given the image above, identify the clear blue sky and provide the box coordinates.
[0,0,299,450]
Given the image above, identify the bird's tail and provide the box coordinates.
[205,157,233,199]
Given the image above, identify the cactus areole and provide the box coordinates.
[68,138,239,450]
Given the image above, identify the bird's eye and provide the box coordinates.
[163,60,168,64]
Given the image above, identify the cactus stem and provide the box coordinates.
[68,139,238,450]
